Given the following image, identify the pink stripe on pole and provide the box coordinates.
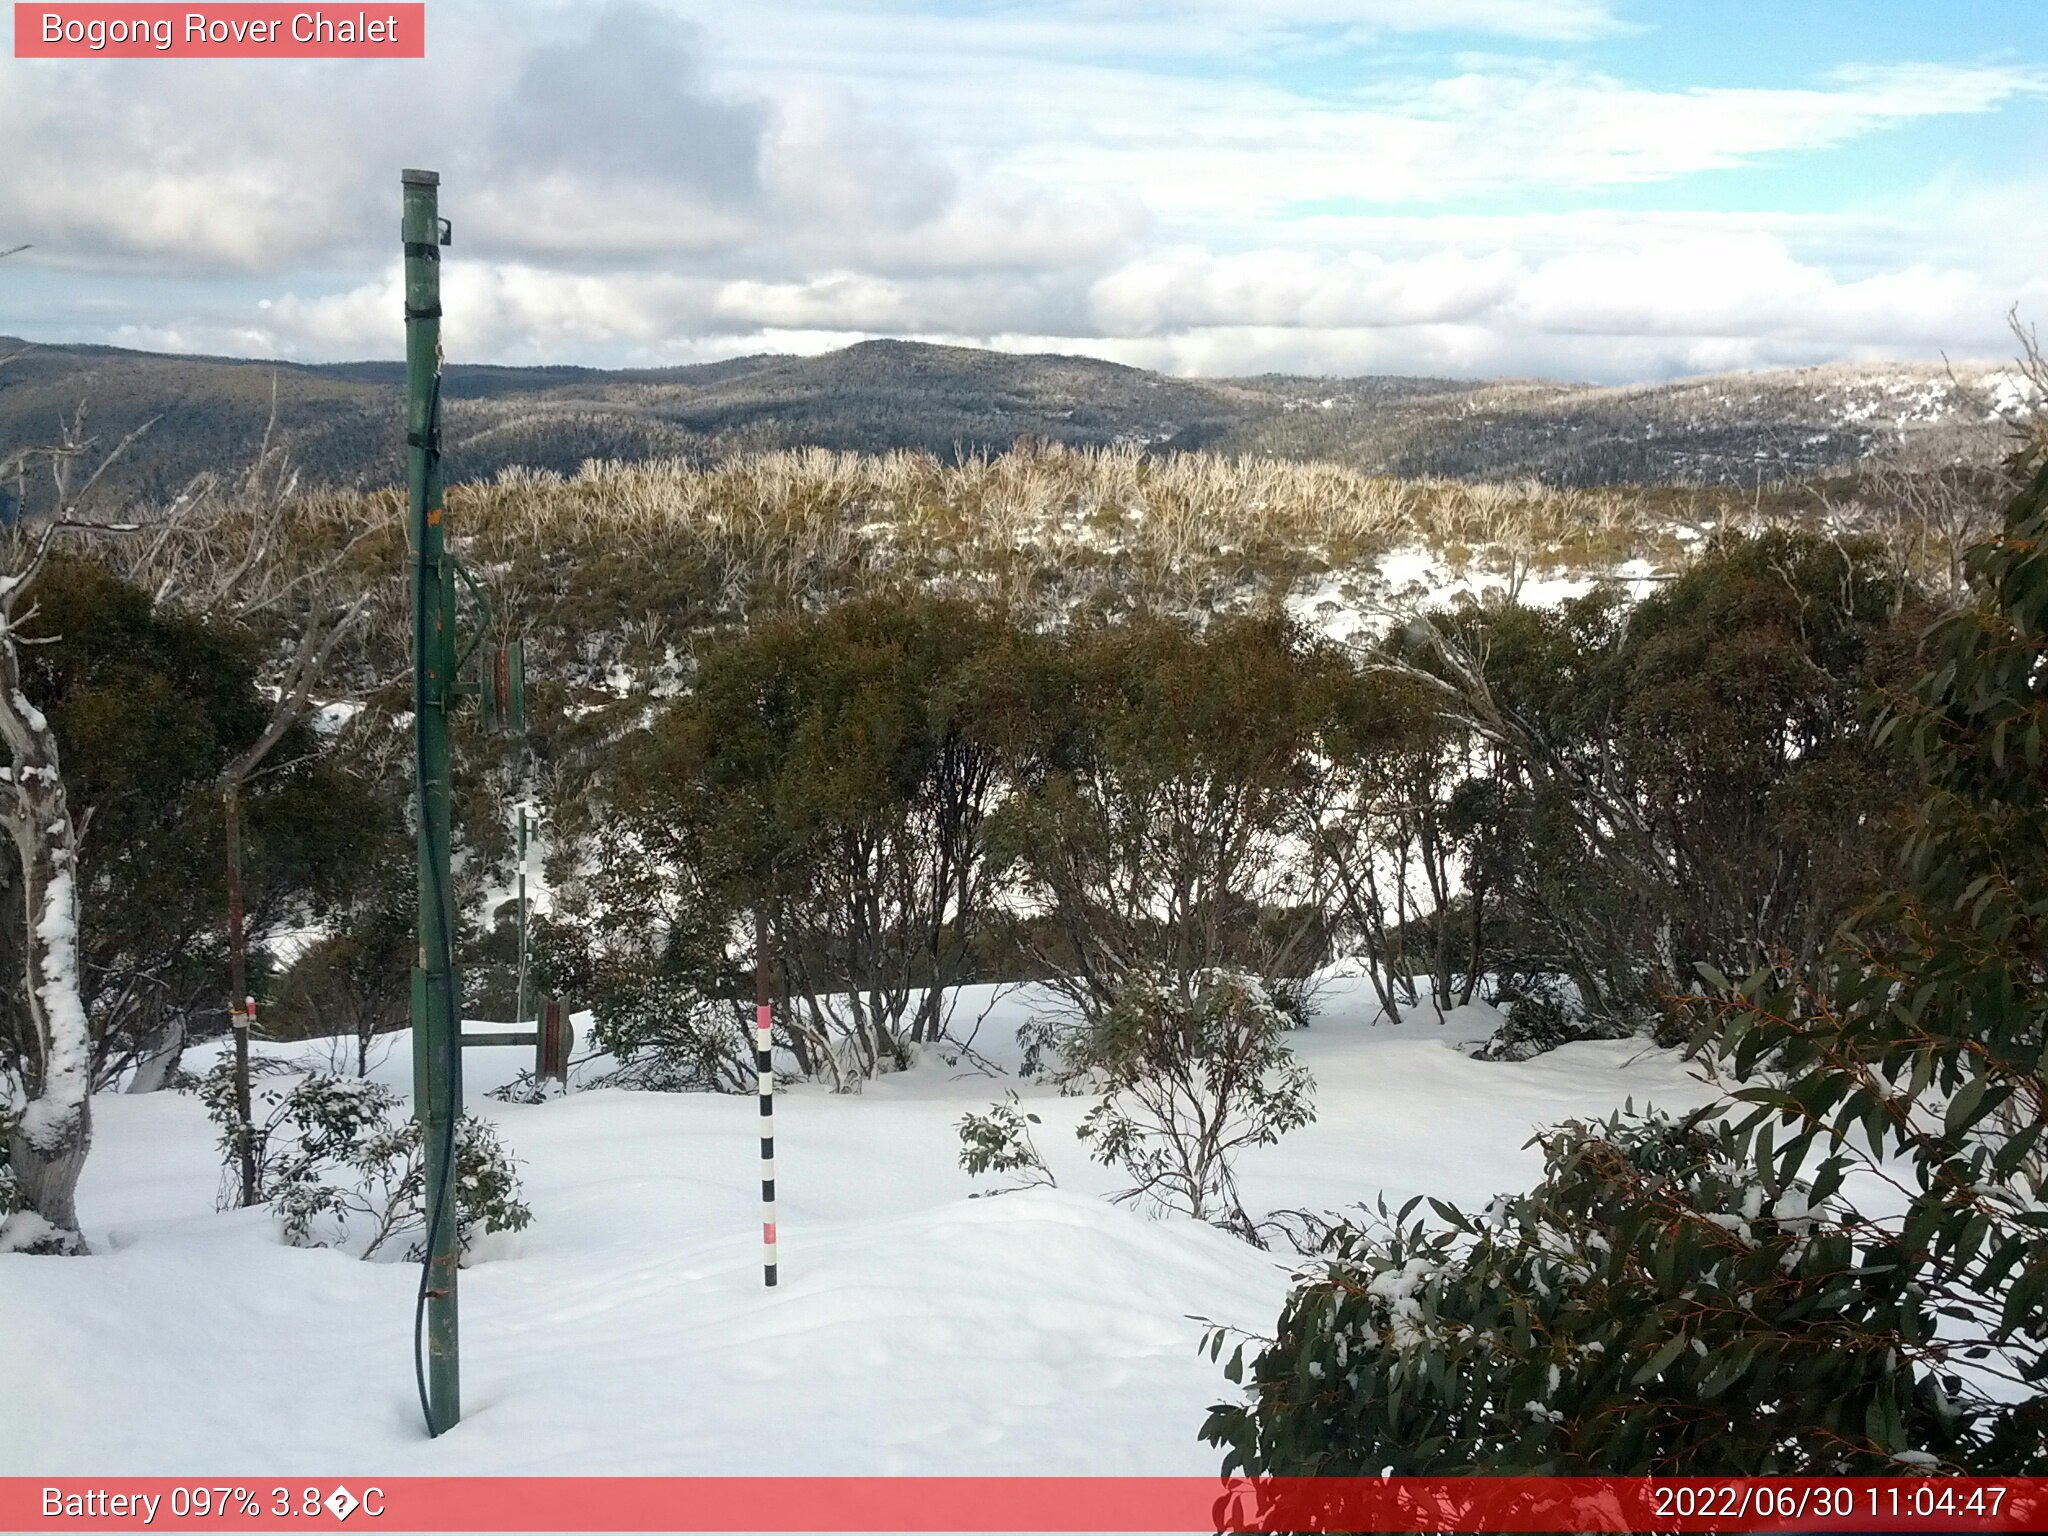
[763,1222,777,1243]
[757,1003,771,1028]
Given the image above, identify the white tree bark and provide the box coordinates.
[0,300,141,1251]
[0,598,94,1254]
[124,1016,185,1094]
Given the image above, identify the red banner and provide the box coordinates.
[12,4,425,58]
[4,1477,2047,1532]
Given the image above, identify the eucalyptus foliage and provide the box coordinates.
[200,1065,531,1260]
[1075,968,1314,1231]
[956,1090,1057,1196]
[1204,458,2048,1474]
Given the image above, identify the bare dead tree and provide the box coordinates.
[3,371,387,1228]
[96,426,377,1209]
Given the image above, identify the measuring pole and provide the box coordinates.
[403,167,461,1437]
[755,908,778,1287]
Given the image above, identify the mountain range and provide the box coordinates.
[0,334,2020,517]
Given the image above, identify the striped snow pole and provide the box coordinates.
[755,910,778,1288]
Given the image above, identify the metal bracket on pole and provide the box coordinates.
[458,997,573,1086]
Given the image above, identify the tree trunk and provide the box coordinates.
[6,1097,90,1253]
[223,782,257,1206]
[1460,879,1486,1008]
[125,1014,186,1093]
[0,687,94,1255]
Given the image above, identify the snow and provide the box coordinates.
[310,701,362,736]
[1983,370,2043,421]
[18,863,90,1151]
[1278,546,1669,648]
[0,1211,59,1254]
[0,977,1713,1475]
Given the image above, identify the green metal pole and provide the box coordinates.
[403,166,461,1438]
[515,803,529,1025]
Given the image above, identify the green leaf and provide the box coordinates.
[1944,1074,1989,1138]
[1630,1330,1688,1387]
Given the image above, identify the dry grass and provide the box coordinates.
[94,442,1998,696]
[442,444,1677,621]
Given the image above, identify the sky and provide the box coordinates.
[2,0,2045,382]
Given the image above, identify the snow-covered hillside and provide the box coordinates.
[0,978,1711,1476]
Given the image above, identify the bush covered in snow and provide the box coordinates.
[201,1064,530,1259]
[486,1069,567,1106]
[1473,974,1623,1062]
[1203,1106,2009,1474]
[536,904,751,1095]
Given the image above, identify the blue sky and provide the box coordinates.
[2,0,2044,380]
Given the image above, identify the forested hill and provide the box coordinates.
[0,332,2015,515]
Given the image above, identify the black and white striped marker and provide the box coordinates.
[756,1000,778,1287]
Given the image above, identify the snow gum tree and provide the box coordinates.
[1001,614,1344,1059]
[563,593,1035,1087]
[1382,530,1924,1048]
[0,547,380,1249]
[0,560,384,1083]
[0,530,93,1254]
[1309,666,1483,1027]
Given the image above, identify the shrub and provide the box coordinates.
[1203,1108,1972,1474]
[1475,973,1608,1062]
[957,1091,1056,1196]
[487,1070,566,1106]
[531,908,750,1095]
[1074,969,1313,1233]
[1203,453,2048,1477]
[201,1064,531,1259]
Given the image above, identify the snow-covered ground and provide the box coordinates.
[0,978,1712,1476]
[1285,546,1670,646]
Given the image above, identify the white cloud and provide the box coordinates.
[1090,248,1524,333]
[701,0,1626,75]
[712,273,914,333]
[984,59,2048,224]
[2,0,2043,383]
[1509,234,1985,344]
[210,215,2029,383]
[1081,226,2025,378]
